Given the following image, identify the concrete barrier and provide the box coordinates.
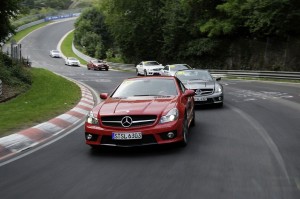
[72,42,135,71]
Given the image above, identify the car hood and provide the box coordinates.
[98,96,177,116]
[183,80,216,89]
[94,63,107,66]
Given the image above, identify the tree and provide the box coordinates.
[74,7,112,59]
[199,0,300,39]
[0,0,21,43]
[99,0,165,63]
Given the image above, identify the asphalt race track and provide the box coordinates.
[0,19,299,199]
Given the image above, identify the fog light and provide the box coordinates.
[86,134,93,140]
[167,132,175,139]
[219,97,222,101]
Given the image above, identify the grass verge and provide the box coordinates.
[12,22,52,42]
[0,68,81,137]
[60,30,87,65]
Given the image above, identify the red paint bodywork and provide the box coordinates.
[87,60,109,71]
[85,76,195,147]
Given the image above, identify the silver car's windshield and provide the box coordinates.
[112,79,178,98]
[176,70,213,82]
[144,61,159,66]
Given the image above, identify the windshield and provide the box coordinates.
[176,70,213,82]
[144,61,160,66]
[112,79,178,98]
[52,50,59,53]
[170,64,191,71]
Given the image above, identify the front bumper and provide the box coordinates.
[69,62,79,66]
[194,93,223,105]
[85,119,184,147]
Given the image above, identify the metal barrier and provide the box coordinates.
[72,42,300,80]
[210,70,300,80]
[0,79,2,97]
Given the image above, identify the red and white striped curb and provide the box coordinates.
[0,83,94,160]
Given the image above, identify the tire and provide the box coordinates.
[144,69,147,76]
[89,145,100,151]
[216,102,223,108]
[179,115,189,147]
[136,69,140,76]
[191,108,195,127]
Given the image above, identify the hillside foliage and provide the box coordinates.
[73,0,300,71]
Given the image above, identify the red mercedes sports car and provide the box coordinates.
[87,59,109,71]
[85,76,195,148]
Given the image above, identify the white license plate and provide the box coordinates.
[112,132,142,140]
[194,96,207,101]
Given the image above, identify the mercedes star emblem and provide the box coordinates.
[121,116,133,127]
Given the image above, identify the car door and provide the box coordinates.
[136,62,143,74]
[161,65,170,76]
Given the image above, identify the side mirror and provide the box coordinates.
[215,77,221,81]
[100,93,108,100]
[183,89,195,97]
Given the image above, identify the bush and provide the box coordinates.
[0,53,32,86]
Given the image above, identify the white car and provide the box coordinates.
[50,50,61,58]
[136,61,164,76]
[65,57,80,66]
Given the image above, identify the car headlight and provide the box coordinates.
[215,83,222,93]
[160,108,179,124]
[86,111,99,125]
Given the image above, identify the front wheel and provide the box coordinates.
[136,69,140,76]
[144,69,147,76]
[179,115,189,147]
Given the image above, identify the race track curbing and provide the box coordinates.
[0,83,95,161]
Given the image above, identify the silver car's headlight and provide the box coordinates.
[86,111,99,125]
[215,83,222,93]
[160,108,179,124]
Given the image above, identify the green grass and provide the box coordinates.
[12,22,52,42]
[61,30,87,65]
[0,68,81,136]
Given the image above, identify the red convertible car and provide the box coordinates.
[87,59,109,71]
[85,76,195,148]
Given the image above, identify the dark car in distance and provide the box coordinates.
[87,59,109,71]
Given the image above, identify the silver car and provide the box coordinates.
[50,50,61,58]
[65,57,80,66]
[160,64,192,76]
[175,69,223,107]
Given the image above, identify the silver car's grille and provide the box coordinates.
[194,89,214,96]
[101,115,157,128]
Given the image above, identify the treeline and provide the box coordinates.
[74,0,300,71]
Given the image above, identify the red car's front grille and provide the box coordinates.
[101,115,157,128]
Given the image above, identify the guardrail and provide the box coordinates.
[72,42,300,80]
[0,79,2,97]
[210,70,300,80]
[72,42,135,70]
